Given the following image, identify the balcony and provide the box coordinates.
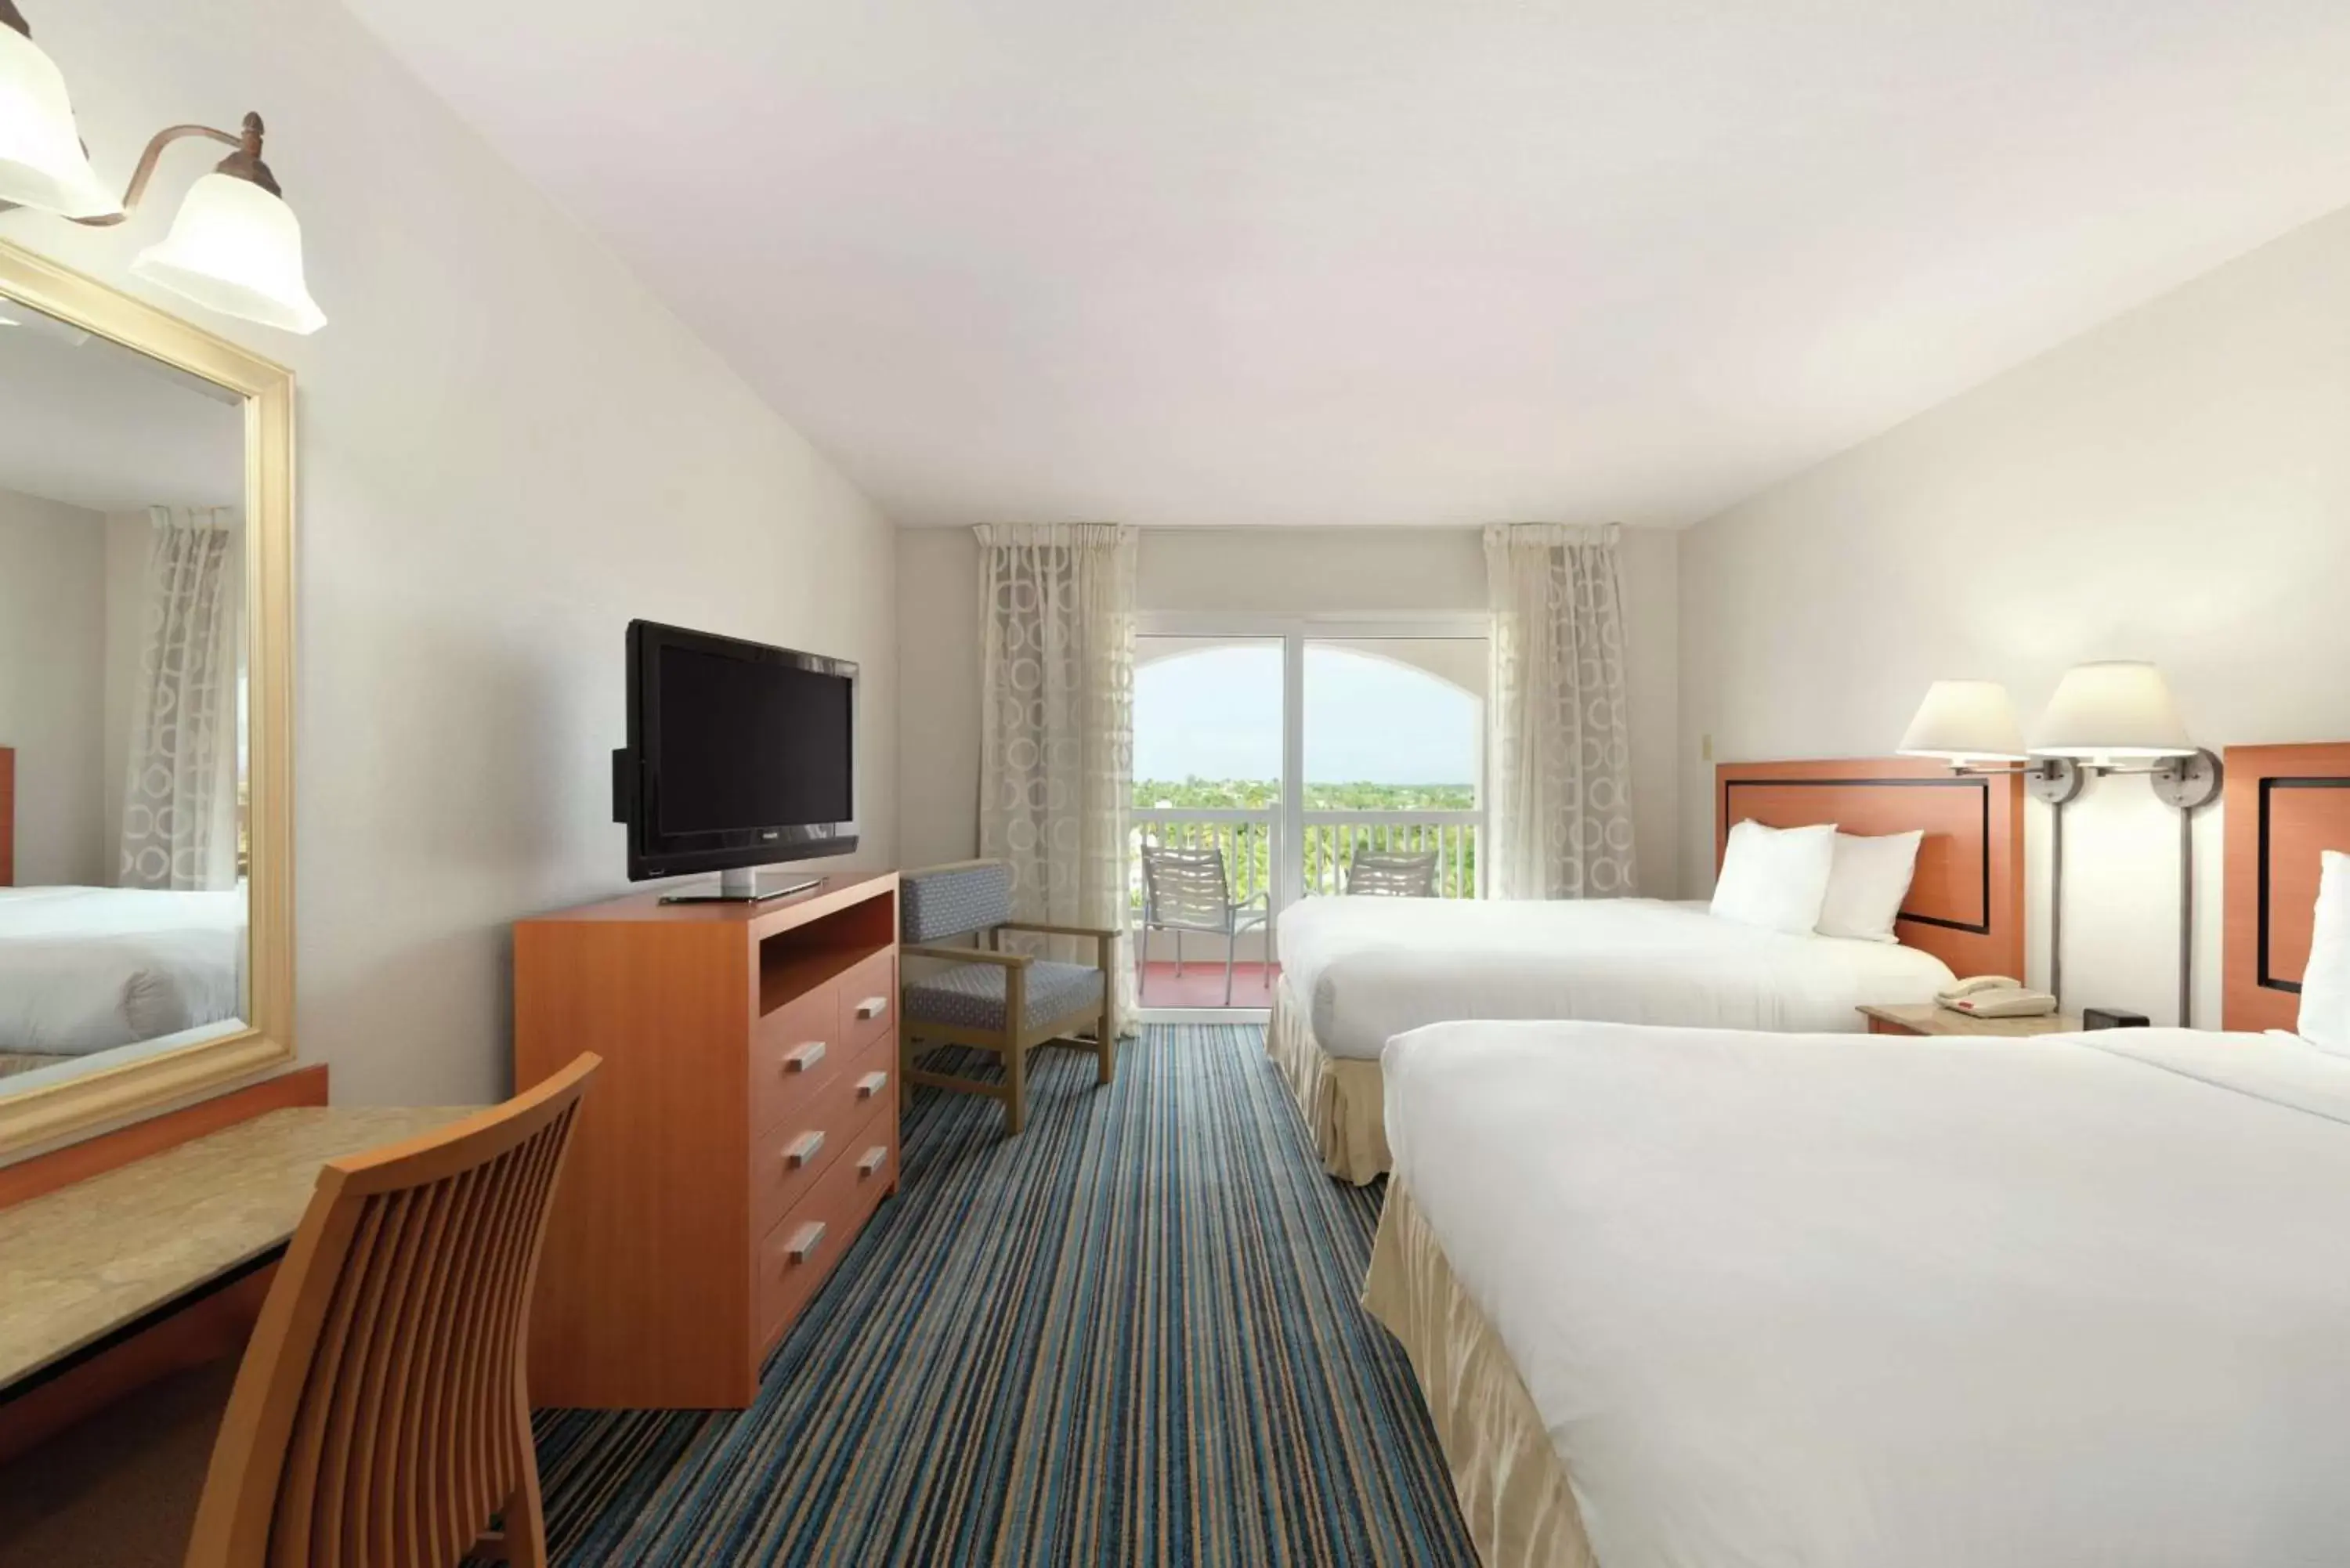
[1129,806,1481,1008]
[1129,808,1481,905]
[1130,624,1487,1008]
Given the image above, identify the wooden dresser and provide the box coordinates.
[513,872,898,1409]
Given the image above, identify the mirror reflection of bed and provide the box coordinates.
[0,297,249,1091]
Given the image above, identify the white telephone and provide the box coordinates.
[1936,976,2059,1019]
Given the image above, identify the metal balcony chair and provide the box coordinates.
[1345,848,1441,898]
[1138,843,1271,1006]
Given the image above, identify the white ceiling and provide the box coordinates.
[345,0,2350,529]
[0,309,244,514]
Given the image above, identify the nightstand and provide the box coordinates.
[1857,1003,2084,1039]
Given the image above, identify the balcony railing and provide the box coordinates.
[1130,807,1480,909]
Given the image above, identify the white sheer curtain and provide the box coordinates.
[1484,522,1638,900]
[976,523,1139,1024]
[120,507,240,891]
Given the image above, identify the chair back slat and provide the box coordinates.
[1141,844,1235,930]
[187,1054,598,1568]
[1346,850,1441,897]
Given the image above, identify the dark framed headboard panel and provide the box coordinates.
[1716,757,2025,980]
[1,745,13,887]
[2222,742,2350,1034]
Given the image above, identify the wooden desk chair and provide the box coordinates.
[898,860,1116,1134]
[183,1053,600,1568]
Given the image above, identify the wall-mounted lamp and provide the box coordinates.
[0,0,324,333]
[2027,659,2220,1028]
[1898,679,2088,998]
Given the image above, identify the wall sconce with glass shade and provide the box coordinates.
[0,0,324,333]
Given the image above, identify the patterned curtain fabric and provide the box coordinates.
[976,522,1139,1024]
[120,507,240,891]
[1484,523,1638,900]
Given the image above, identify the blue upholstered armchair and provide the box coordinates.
[897,860,1118,1134]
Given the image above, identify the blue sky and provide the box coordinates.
[1133,645,1477,783]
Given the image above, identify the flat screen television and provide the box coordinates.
[613,620,858,895]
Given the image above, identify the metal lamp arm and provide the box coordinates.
[0,115,274,226]
[81,123,242,226]
[73,115,275,228]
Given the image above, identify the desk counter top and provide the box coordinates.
[0,1105,467,1396]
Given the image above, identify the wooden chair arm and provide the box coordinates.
[996,919,1122,941]
[902,943,1032,967]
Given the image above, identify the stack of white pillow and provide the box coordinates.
[1709,819,1923,944]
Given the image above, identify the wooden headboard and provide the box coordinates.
[1716,757,2025,979]
[1,745,13,887]
[2222,742,2350,1033]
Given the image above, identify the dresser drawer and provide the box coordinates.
[748,1029,895,1240]
[838,949,897,1054]
[754,1099,897,1353]
[750,983,841,1135]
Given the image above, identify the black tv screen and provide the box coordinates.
[617,620,858,880]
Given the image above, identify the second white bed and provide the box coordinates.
[1268,896,1954,1180]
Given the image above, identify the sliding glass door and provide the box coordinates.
[1132,619,1486,1011]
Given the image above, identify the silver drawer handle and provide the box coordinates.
[855,994,889,1021]
[855,1070,888,1100]
[783,1040,826,1074]
[785,1221,826,1265]
[784,1130,826,1169]
[856,1145,888,1178]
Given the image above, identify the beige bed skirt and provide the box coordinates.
[0,1052,68,1080]
[1267,977,1391,1184]
[1365,1180,1596,1568]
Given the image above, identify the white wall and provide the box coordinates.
[1679,202,2350,1025]
[13,0,897,1104]
[0,487,107,884]
[896,526,1680,894]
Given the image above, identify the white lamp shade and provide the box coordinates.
[0,25,121,219]
[131,172,325,335]
[2030,660,2196,760]
[1897,680,2029,762]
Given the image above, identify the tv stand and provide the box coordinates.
[515,870,900,1407]
[661,867,825,905]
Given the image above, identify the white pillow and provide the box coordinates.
[1817,829,1924,943]
[2297,850,2350,1054]
[1710,820,1839,935]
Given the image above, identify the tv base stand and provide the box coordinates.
[661,868,825,905]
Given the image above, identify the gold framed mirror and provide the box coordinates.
[0,237,293,1159]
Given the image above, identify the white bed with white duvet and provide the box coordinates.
[1282,896,1954,1060]
[1368,1017,2350,1567]
[0,885,246,1069]
[1268,880,1954,1181]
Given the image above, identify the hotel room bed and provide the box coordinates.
[1269,896,1954,1180]
[0,885,245,1074]
[1270,757,2026,1182]
[1367,1017,2350,1568]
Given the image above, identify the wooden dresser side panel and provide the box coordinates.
[516,918,755,1408]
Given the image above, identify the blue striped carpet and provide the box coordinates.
[523,1024,1477,1566]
